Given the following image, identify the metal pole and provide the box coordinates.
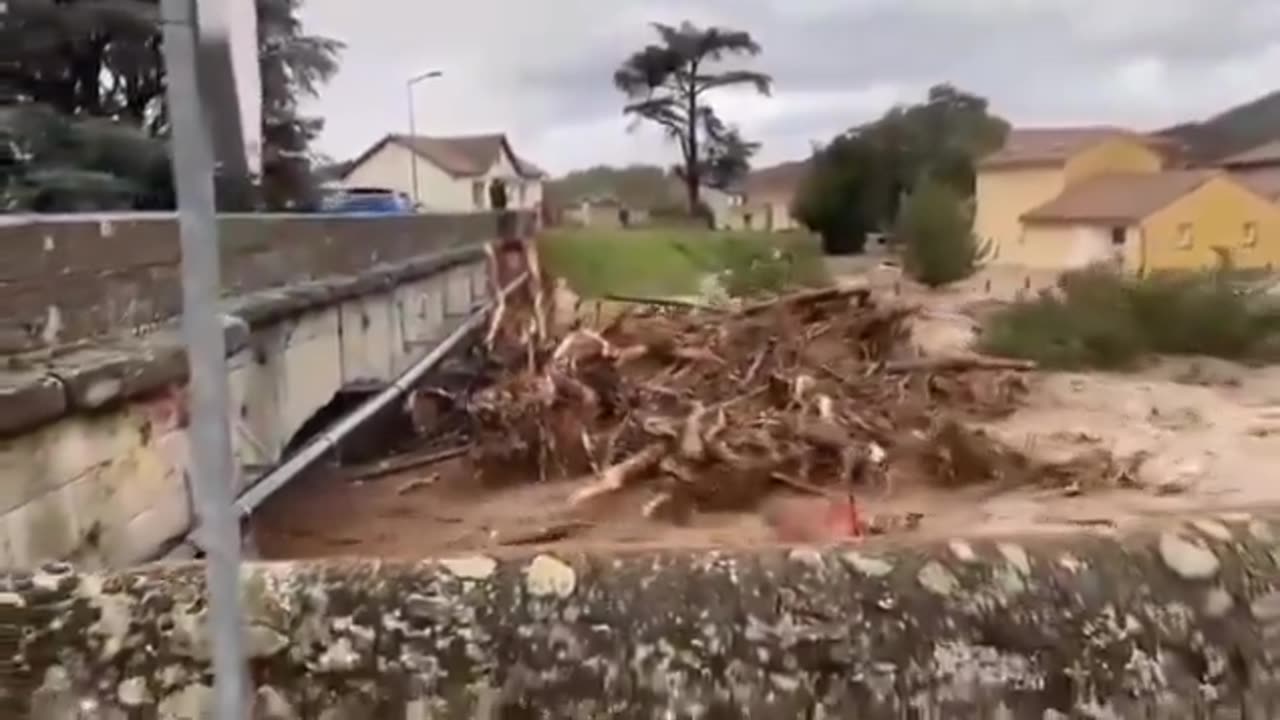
[161,0,249,717]
[406,69,442,207]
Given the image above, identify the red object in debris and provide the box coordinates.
[766,496,865,543]
[824,497,866,539]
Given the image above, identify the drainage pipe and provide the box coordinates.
[173,272,527,554]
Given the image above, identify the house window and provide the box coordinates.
[1110,227,1126,247]
[472,181,485,209]
[517,182,527,206]
[1244,222,1258,248]
[1177,223,1194,250]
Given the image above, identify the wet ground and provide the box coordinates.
[251,263,1280,559]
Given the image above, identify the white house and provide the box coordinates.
[339,133,545,213]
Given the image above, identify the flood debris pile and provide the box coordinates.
[452,282,1107,533]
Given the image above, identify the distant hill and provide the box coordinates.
[544,164,681,210]
[1158,90,1280,165]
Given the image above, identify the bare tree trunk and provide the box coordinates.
[685,91,700,213]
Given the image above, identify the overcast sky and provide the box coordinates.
[300,0,1280,176]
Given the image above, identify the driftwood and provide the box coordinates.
[462,279,1110,533]
[884,355,1038,374]
[494,520,594,546]
[347,446,468,482]
[569,443,666,506]
[603,294,718,312]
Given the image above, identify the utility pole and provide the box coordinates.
[160,0,249,717]
[406,69,443,207]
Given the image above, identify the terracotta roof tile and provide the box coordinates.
[981,126,1166,169]
[1021,170,1216,224]
[1221,140,1280,169]
[1234,167,1280,201]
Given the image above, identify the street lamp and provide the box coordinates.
[407,69,443,207]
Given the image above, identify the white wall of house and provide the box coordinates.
[341,141,543,213]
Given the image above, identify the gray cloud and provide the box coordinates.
[301,0,1280,175]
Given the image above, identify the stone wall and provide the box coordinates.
[5,516,1280,718]
[0,246,491,569]
[0,212,515,351]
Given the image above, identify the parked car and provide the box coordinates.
[321,186,414,215]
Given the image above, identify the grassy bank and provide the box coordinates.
[980,266,1280,369]
[538,227,830,299]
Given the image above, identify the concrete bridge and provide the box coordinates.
[4,214,1280,717]
[0,212,504,569]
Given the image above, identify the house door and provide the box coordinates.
[1110,226,1126,265]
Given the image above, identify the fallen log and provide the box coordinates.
[603,294,718,312]
[346,445,469,482]
[884,355,1037,374]
[569,443,667,506]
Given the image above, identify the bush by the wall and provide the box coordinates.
[980,265,1280,369]
[897,179,988,287]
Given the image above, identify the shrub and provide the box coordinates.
[676,233,830,298]
[980,265,1280,369]
[897,179,988,287]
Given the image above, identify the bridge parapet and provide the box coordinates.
[0,214,510,569]
[5,519,1280,718]
[0,212,511,351]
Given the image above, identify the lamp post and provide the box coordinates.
[407,69,443,207]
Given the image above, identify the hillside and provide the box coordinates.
[1158,89,1280,164]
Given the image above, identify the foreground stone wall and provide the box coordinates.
[0,212,518,351]
[0,246,491,569]
[5,516,1280,718]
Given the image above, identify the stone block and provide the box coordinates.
[276,313,342,448]
[64,429,186,564]
[114,473,192,566]
[4,480,82,566]
[339,296,392,383]
[444,266,472,316]
[50,345,186,411]
[0,410,145,517]
[0,371,66,435]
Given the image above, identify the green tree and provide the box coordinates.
[897,178,986,287]
[613,21,771,212]
[792,84,1008,250]
[791,134,887,253]
[0,0,342,212]
[256,0,343,210]
[698,121,759,191]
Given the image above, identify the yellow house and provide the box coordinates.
[339,133,545,213]
[975,127,1170,265]
[1019,170,1280,273]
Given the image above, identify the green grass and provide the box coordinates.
[538,227,830,299]
[980,265,1280,370]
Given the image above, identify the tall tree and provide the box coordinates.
[0,0,342,212]
[0,0,171,210]
[697,118,758,191]
[256,0,342,210]
[792,84,1008,251]
[613,21,771,212]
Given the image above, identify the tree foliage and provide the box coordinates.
[257,0,343,210]
[897,178,987,287]
[792,84,1008,251]
[0,0,342,212]
[614,21,771,211]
